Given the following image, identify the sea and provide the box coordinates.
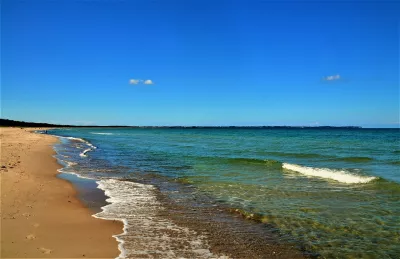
[45,128,400,259]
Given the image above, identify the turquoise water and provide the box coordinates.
[49,128,400,258]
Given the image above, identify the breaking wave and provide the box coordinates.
[60,137,97,157]
[282,163,376,184]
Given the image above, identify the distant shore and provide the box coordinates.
[0,118,363,128]
[0,127,122,258]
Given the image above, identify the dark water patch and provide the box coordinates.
[192,156,283,168]
[327,156,374,163]
[159,164,193,170]
[389,160,400,165]
[264,152,331,159]
[226,157,282,166]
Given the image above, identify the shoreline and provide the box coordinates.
[1,127,123,258]
[45,127,309,258]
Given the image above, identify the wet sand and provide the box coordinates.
[0,127,122,258]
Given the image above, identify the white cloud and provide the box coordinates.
[323,74,341,81]
[129,79,154,85]
[129,79,140,84]
[143,79,154,85]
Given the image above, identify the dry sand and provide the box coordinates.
[0,127,122,258]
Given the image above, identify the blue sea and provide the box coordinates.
[47,128,400,258]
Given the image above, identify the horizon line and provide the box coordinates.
[2,118,400,129]
[0,118,370,129]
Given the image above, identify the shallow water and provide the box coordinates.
[50,128,400,258]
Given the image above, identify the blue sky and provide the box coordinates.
[2,0,399,127]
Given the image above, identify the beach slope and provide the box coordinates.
[0,127,122,258]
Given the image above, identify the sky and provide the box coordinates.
[1,0,399,127]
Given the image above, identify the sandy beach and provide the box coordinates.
[0,127,122,258]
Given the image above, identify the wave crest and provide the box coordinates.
[282,163,376,184]
[60,136,97,157]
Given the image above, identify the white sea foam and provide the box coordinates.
[59,136,97,157]
[94,179,229,259]
[282,163,376,184]
[56,167,95,180]
[91,132,114,135]
[79,148,92,157]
